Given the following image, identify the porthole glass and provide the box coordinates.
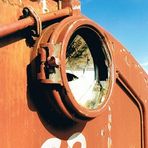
[66,32,109,110]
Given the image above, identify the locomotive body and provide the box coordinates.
[0,0,148,147]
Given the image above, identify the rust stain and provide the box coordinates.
[0,0,147,147]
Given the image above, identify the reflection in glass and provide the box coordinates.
[66,35,108,110]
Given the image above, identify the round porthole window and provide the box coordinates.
[66,34,106,110]
[57,23,113,119]
[33,18,114,121]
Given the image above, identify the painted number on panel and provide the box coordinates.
[41,132,86,148]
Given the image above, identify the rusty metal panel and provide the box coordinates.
[0,0,147,147]
[111,83,141,147]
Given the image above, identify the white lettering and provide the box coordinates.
[67,133,86,148]
[41,138,61,148]
[41,132,86,148]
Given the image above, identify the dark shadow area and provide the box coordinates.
[0,28,35,48]
[67,27,109,81]
[27,61,87,139]
[0,16,66,48]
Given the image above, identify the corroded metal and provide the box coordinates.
[0,0,147,148]
[0,7,72,38]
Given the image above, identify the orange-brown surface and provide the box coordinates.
[0,0,147,147]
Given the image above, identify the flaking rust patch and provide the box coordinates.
[39,0,49,13]
[108,105,112,148]
[108,137,112,148]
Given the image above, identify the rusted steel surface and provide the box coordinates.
[0,0,148,148]
[0,7,72,38]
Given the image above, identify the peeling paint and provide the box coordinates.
[122,48,126,52]
[107,106,112,147]
[125,55,131,67]
[72,5,81,10]
[108,123,112,132]
[108,137,112,148]
[120,48,126,53]
[108,106,111,111]
[101,129,105,137]
[108,114,112,123]
[39,0,49,13]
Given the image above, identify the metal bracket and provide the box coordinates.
[23,6,42,36]
[37,43,62,84]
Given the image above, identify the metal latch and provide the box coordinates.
[37,43,62,84]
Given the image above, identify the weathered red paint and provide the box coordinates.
[0,7,72,38]
[0,0,147,148]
